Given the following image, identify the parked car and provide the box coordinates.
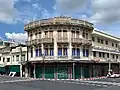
[107,72,120,78]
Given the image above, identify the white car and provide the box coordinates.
[107,73,120,78]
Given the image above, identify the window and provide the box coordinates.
[3,58,5,62]
[101,39,104,44]
[7,58,10,62]
[83,48,89,57]
[50,48,54,56]
[106,40,108,45]
[49,31,53,38]
[76,31,79,38]
[72,48,80,56]
[16,55,19,61]
[112,43,114,47]
[58,46,68,56]
[102,52,105,57]
[99,52,101,57]
[116,44,118,47]
[98,38,100,43]
[107,53,109,58]
[58,48,62,56]
[39,48,42,56]
[92,37,95,42]
[63,48,68,56]
[116,55,118,59]
[63,30,67,38]
[31,48,33,57]
[93,51,96,57]
[22,55,25,61]
[58,30,62,38]
[72,31,75,38]
[44,48,49,56]
[36,48,39,57]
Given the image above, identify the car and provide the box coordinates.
[107,73,120,78]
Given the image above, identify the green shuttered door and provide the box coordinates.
[10,65,20,72]
[0,67,5,72]
[75,66,81,79]
[83,67,90,78]
[36,66,42,78]
[45,66,54,79]
[58,66,68,79]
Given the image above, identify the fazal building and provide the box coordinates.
[24,16,120,79]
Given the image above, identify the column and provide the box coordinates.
[20,65,22,77]
[68,31,72,59]
[33,64,36,78]
[53,31,58,59]
[33,46,36,58]
[25,65,28,78]
[80,47,83,58]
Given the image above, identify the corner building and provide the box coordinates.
[24,16,120,79]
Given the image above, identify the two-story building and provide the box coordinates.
[24,16,120,79]
[0,41,27,77]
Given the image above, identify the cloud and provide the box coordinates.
[0,0,19,24]
[54,0,88,14]
[5,32,27,41]
[90,0,120,24]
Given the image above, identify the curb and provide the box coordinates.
[28,76,107,81]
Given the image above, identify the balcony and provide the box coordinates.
[58,55,68,59]
[41,38,54,43]
[82,39,92,45]
[72,56,81,59]
[71,38,82,44]
[57,37,68,43]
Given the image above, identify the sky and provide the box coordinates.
[0,0,120,41]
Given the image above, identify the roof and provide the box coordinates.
[93,29,120,41]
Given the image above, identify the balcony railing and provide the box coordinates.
[41,38,54,43]
[72,56,81,59]
[71,38,82,43]
[82,39,92,45]
[57,37,68,43]
[58,55,68,59]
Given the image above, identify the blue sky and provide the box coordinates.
[0,0,120,41]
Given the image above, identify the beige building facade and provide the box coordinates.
[24,16,120,79]
[0,41,27,77]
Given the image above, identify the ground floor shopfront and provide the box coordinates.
[0,65,20,76]
[27,62,120,79]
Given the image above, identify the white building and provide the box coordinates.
[0,41,27,77]
[24,16,120,79]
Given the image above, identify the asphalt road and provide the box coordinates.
[0,76,120,90]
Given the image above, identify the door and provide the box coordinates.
[83,66,90,78]
[58,65,68,79]
[45,66,54,79]
[75,66,81,79]
[36,65,42,78]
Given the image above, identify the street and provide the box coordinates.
[0,76,120,90]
